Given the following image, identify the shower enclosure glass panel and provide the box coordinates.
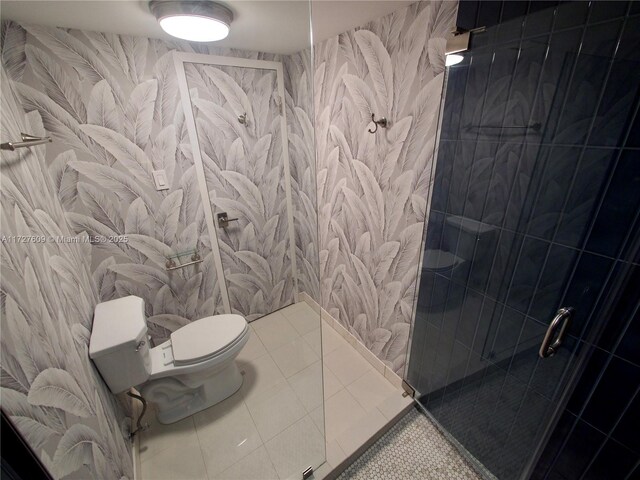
[406,3,639,479]
[175,53,326,479]
[184,61,296,320]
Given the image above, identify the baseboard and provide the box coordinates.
[299,291,322,314]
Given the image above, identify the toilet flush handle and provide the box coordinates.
[136,340,146,352]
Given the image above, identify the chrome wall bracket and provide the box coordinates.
[445,26,487,55]
[217,211,239,228]
[1,133,52,151]
[165,249,203,270]
[401,380,416,398]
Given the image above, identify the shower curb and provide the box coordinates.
[319,402,416,480]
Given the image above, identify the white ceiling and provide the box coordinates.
[0,0,415,54]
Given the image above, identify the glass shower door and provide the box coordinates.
[406,3,639,479]
[183,61,296,321]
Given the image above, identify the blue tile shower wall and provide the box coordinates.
[406,2,640,479]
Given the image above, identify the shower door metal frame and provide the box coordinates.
[174,52,299,315]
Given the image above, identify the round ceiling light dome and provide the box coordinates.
[445,54,464,67]
[150,1,233,42]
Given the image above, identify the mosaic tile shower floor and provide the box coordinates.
[337,408,481,480]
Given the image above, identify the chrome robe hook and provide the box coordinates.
[368,114,388,134]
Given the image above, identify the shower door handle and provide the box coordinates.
[539,307,573,358]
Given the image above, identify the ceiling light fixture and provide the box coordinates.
[445,30,469,68]
[445,54,464,66]
[150,0,233,42]
[444,27,486,67]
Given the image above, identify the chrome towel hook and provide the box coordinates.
[368,114,388,134]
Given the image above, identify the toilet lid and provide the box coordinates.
[171,314,247,366]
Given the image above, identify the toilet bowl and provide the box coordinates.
[89,296,249,424]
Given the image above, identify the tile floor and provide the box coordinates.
[139,301,412,480]
[337,408,482,480]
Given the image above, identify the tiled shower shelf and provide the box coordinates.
[136,300,413,480]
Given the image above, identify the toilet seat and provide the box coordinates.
[171,314,247,366]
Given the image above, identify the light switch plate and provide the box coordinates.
[152,169,169,191]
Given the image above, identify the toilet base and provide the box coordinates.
[141,361,244,425]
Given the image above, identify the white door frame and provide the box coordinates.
[173,52,299,315]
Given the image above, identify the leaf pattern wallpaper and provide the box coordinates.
[312,1,456,374]
[0,20,315,479]
[1,68,134,479]
[284,49,321,303]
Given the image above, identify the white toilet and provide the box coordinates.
[89,295,250,424]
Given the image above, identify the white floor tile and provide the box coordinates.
[141,440,207,480]
[137,307,405,480]
[335,408,387,457]
[280,302,321,336]
[302,328,322,356]
[238,353,286,403]
[245,378,307,442]
[271,337,319,378]
[288,361,324,412]
[264,416,325,480]
[346,369,398,412]
[253,311,300,352]
[322,364,342,400]
[216,445,278,480]
[193,395,263,476]
[237,326,267,363]
[322,389,367,441]
[139,414,199,463]
[323,344,371,387]
[310,404,325,437]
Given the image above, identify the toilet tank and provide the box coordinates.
[89,296,151,394]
